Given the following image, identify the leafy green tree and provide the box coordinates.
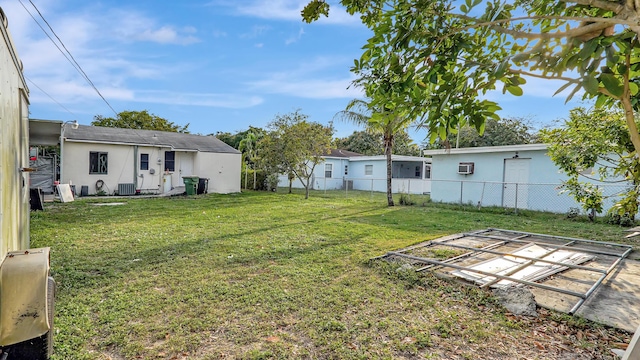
[540,107,639,219]
[302,0,640,159]
[427,117,537,149]
[334,130,420,156]
[259,111,333,199]
[334,131,382,155]
[214,132,238,148]
[239,132,259,190]
[335,99,415,206]
[392,131,421,156]
[92,110,189,133]
[214,126,266,149]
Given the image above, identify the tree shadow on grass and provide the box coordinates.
[47,206,384,296]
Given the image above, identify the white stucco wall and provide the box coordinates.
[278,156,432,194]
[429,147,625,213]
[194,152,241,194]
[63,142,138,195]
[136,146,165,193]
[313,158,350,190]
[63,141,241,195]
[430,149,550,208]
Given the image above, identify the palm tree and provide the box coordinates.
[239,132,257,190]
[335,99,415,206]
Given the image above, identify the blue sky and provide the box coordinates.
[2,0,587,142]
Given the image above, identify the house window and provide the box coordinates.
[89,152,108,174]
[140,153,149,170]
[164,151,175,172]
[415,166,421,177]
[344,165,348,175]
[425,164,432,179]
[365,164,373,176]
[325,163,333,178]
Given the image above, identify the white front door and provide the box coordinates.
[503,159,530,209]
[178,153,195,186]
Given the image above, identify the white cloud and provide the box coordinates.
[133,26,200,45]
[135,91,264,108]
[212,30,228,38]
[1,2,261,115]
[285,27,305,45]
[110,11,200,45]
[240,25,271,39]
[27,79,263,109]
[252,77,361,98]
[26,77,135,104]
[248,57,362,99]
[216,0,360,26]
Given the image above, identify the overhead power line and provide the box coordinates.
[26,76,78,118]
[18,0,119,117]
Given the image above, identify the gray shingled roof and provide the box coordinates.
[327,149,363,158]
[64,125,240,154]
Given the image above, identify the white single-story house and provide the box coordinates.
[278,149,432,194]
[423,143,627,213]
[61,124,241,195]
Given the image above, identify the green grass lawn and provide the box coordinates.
[31,190,633,359]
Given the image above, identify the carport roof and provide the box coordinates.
[64,124,240,154]
[29,118,63,146]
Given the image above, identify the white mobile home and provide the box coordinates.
[61,125,241,195]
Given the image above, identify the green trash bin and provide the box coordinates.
[182,176,199,195]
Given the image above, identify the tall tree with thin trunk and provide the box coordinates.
[239,132,258,190]
[334,99,414,206]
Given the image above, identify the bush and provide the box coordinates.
[399,193,415,206]
[566,207,580,219]
[606,213,636,227]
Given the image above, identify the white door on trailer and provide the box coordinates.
[503,158,530,209]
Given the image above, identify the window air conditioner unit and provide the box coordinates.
[458,162,474,175]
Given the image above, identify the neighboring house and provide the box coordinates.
[61,125,241,195]
[423,143,626,213]
[279,149,432,194]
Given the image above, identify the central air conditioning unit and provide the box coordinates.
[458,162,474,175]
[118,183,136,196]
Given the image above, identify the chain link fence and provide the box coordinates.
[426,179,631,214]
[281,176,632,215]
